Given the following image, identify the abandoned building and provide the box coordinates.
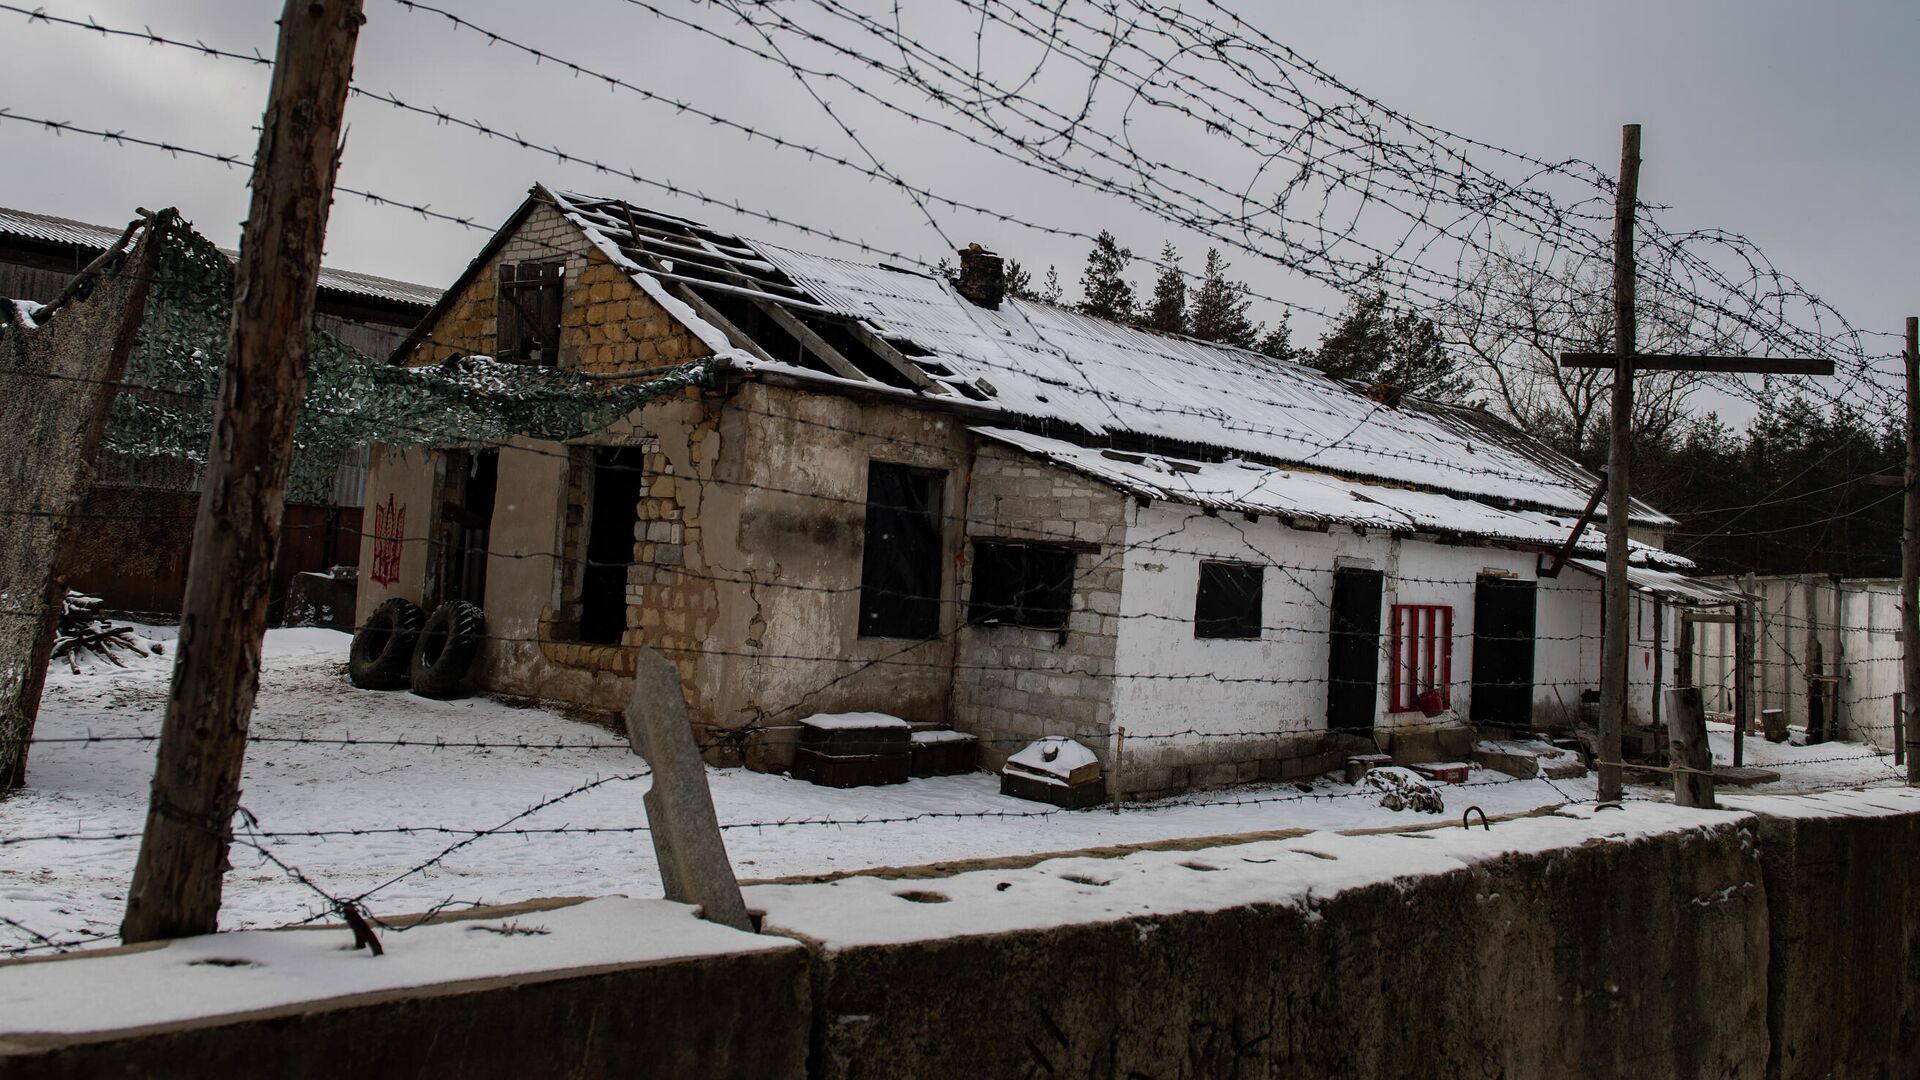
[0,205,441,614]
[358,183,1729,797]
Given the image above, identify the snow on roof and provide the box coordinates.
[543,188,1665,527]
[0,206,441,310]
[2,297,42,331]
[980,427,1693,569]
[1568,559,1742,605]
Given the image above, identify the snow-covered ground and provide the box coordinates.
[1,628,1903,954]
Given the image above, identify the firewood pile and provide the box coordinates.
[52,592,161,672]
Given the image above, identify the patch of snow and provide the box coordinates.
[0,897,787,1037]
[1005,737,1099,781]
[910,730,973,745]
[798,711,910,731]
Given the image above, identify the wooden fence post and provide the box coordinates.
[121,0,365,943]
[1666,686,1715,809]
[624,647,752,932]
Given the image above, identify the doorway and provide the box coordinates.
[1327,567,1384,733]
[1471,576,1537,729]
[436,449,497,609]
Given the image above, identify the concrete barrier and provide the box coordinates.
[1730,790,1920,1079]
[753,806,1771,1079]
[7,792,1920,1078]
[0,898,809,1080]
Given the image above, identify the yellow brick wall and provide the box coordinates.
[398,199,711,378]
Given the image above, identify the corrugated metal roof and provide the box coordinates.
[547,187,1670,528]
[0,206,441,309]
[978,427,1694,571]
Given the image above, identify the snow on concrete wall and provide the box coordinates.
[1107,503,1620,792]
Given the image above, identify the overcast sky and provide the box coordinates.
[3,1,1914,411]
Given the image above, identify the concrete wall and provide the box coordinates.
[11,795,1920,1079]
[1691,576,1904,744]
[949,442,1129,770]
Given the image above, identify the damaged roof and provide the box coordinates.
[0,205,442,310]
[543,188,1665,531]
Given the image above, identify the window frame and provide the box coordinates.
[968,540,1075,630]
[856,460,947,640]
[1193,560,1265,640]
[1389,602,1454,713]
[496,260,565,366]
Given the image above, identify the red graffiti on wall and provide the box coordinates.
[370,494,405,586]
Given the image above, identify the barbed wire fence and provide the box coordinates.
[0,0,1910,957]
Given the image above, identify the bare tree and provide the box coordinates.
[1448,253,1718,458]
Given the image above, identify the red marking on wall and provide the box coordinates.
[370,494,405,586]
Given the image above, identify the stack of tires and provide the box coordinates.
[348,598,486,698]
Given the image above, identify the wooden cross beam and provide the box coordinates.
[1560,352,1834,376]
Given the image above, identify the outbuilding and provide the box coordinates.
[361,183,1717,796]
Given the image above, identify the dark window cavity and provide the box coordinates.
[858,461,946,639]
[579,447,645,645]
[497,261,564,365]
[1194,560,1263,639]
[969,542,1074,629]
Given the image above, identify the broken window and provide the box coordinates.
[858,461,945,640]
[497,261,564,365]
[969,541,1074,629]
[1390,603,1453,712]
[1195,561,1263,639]
[579,447,645,645]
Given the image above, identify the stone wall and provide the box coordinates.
[949,441,1128,771]
[396,198,709,375]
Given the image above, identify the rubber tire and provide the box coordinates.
[409,601,486,699]
[349,598,424,690]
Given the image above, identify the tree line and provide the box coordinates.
[967,235,1902,580]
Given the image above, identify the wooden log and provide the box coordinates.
[1597,122,1640,806]
[120,0,365,944]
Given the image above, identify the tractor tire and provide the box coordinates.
[409,601,486,699]
[348,598,424,690]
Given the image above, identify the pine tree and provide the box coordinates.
[1005,259,1036,301]
[1077,231,1137,324]
[1256,314,1298,363]
[1187,249,1258,348]
[1312,290,1471,401]
[1144,242,1187,335]
[1040,266,1063,305]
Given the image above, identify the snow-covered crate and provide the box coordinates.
[909,729,978,776]
[791,748,910,789]
[797,712,912,758]
[1001,738,1105,809]
[1407,761,1471,784]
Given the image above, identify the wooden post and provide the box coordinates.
[1598,123,1641,805]
[1666,686,1715,809]
[1897,693,1906,767]
[1904,316,1920,783]
[1651,598,1664,730]
[623,648,751,931]
[1734,599,1753,767]
[121,0,365,943]
[1109,726,1126,813]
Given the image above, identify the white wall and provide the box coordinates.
[1108,503,1619,745]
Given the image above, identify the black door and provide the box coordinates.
[1471,576,1537,728]
[1327,568,1384,733]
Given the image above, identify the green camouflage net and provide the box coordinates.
[96,219,716,503]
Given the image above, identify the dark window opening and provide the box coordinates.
[969,542,1074,629]
[858,461,945,639]
[439,449,498,608]
[1195,561,1263,639]
[580,447,645,645]
[498,261,564,365]
[1470,577,1536,728]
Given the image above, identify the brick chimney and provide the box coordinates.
[955,243,1005,309]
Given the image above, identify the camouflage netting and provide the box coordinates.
[97,217,719,503]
